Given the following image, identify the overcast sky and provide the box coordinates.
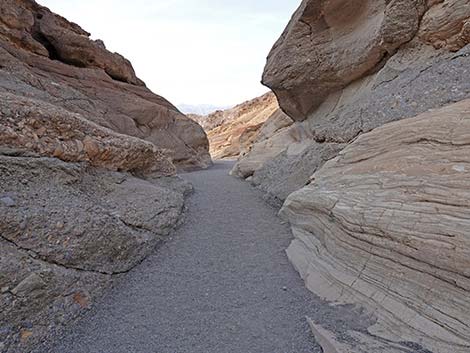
[39,0,299,107]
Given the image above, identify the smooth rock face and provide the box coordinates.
[281,100,470,353]
[0,0,211,170]
[262,0,427,121]
[0,155,188,352]
[230,109,295,180]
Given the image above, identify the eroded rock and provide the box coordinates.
[281,100,470,353]
[0,92,175,176]
[0,0,211,170]
[262,0,428,121]
[0,154,188,351]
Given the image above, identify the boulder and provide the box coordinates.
[281,100,470,353]
[262,0,427,121]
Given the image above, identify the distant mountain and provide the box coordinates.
[177,103,232,116]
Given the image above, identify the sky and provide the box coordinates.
[39,0,300,108]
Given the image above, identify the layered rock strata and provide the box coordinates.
[190,92,284,160]
[233,0,470,205]
[232,0,470,352]
[281,100,470,353]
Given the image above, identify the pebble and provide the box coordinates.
[0,196,16,207]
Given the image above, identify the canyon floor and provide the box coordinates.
[39,161,331,353]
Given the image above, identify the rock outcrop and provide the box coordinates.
[0,1,201,351]
[233,0,470,352]
[281,100,470,353]
[0,0,211,170]
[234,0,470,205]
[0,154,191,352]
[0,93,175,175]
[190,92,283,160]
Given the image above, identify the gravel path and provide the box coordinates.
[46,161,323,353]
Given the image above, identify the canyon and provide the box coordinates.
[1,0,470,352]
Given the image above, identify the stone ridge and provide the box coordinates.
[0,0,142,85]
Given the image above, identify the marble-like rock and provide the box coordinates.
[281,100,470,353]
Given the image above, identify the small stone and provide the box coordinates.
[0,196,16,207]
[19,329,33,342]
[1,286,9,294]
[282,286,287,291]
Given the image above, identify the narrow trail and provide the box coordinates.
[47,161,322,353]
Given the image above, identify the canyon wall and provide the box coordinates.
[0,0,211,170]
[0,1,205,351]
[190,92,288,160]
[234,0,470,352]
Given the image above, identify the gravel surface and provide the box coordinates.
[45,161,324,353]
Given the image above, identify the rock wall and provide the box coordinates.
[0,154,191,352]
[233,0,470,352]
[0,1,201,351]
[0,0,211,170]
[233,0,470,205]
[190,92,284,160]
[282,100,470,353]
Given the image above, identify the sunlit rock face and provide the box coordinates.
[191,92,282,160]
[0,0,211,170]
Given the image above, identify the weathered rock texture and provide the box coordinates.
[281,100,470,353]
[189,92,284,160]
[0,93,175,176]
[263,0,428,121]
[0,154,191,352]
[0,0,211,170]
[0,1,200,351]
[233,0,470,352]
[234,0,470,205]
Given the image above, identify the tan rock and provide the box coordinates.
[189,92,280,160]
[281,100,470,353]
[418,0,470,51]
[262,0,427,121]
